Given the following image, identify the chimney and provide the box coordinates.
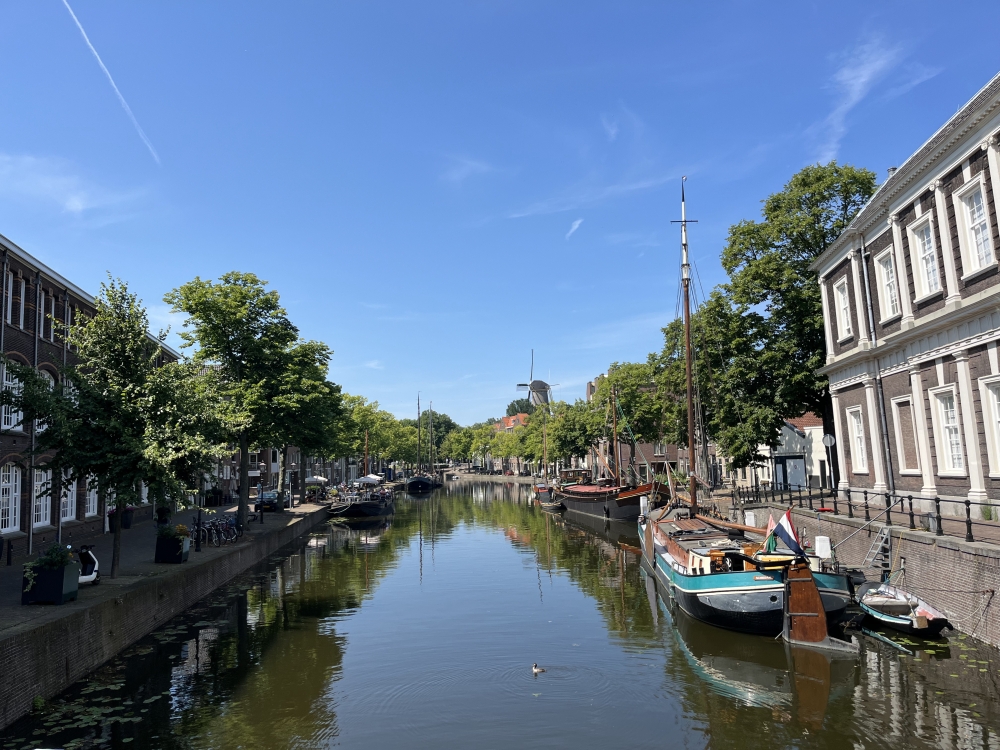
[887,166,897,178]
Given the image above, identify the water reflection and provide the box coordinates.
[1,484,997,749]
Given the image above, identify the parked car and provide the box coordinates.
[255,491,290,512]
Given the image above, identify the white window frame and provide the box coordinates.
[846,406,868,474]
[978,375,1000,478]
[32,468,51,528]
[874,247,901,322]
[2,367,23,433]
[17,278,25,329]
[0,463,19,534]
[48,294,56,342]
[3,271,11,325]
[834,278,852,342]
[85,477,99,517]
[61,470,77,522]
[928,385,966,477]
[906,215,943,300]
[35,370,54,433]
[889,396,921,475]
[37,289,46,339]
[953,174,996,279]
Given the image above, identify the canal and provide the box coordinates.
[2,482,998,749]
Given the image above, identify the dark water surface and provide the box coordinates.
[3,482,998,749]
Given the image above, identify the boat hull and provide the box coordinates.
[641,522,852,637]
[556,488,641,521]
[406,478,434,495]
[329,501,394,518]
[859,603,951,637]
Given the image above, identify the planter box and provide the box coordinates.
[22,562,80,605]
[154,535,190,564]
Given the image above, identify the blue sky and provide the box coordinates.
[1,1,998,425]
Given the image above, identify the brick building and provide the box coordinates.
[812,72,1000,517]
[0,233,179,558]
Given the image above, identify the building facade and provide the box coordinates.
[812,72,1000,517]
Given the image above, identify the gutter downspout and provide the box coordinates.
[859,240,896,494]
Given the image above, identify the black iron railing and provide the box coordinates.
[730,483,999,544]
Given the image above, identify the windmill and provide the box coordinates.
[516,350,556,409]
[516,350,557,482]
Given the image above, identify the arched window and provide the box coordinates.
[0,463,20,533]
[32,468,51,528]
[61,470,77,522]
[85,476,98,517]
[36,371,54,433]
[2,368,23,432]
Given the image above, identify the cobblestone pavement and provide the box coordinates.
[0,502,326,635]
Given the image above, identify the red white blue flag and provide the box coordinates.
[772,510,805,557]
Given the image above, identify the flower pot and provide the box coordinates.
[155,535,190,564]
[122,508,135,529]
[22,562,80,605]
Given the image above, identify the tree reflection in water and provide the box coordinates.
[1,483,997,749]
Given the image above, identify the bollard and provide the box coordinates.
[965,499,974,543]
[832,489,839,515]
[863,490,870,523]
[797,486,803,509]
[934,497,944,536]
[807,485,814,511]
[885,492,893,527]
[907,495,915,530]
[847,488,854,519]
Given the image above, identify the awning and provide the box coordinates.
[305,476,328,484]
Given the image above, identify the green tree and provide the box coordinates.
[506,398,535,416]
[548,399,601,463]
[165,272,298,527]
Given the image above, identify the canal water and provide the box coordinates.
[2,482,998,749]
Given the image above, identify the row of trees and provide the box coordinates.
[3,272,434,577]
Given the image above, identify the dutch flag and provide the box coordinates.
[769,510,805,557]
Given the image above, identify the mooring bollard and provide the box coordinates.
[807,485,814,511]
[934,497,944,536]
[965,499,974,543]
[885,492,893,527]
[907,495,915,530]
[863,490,870,523]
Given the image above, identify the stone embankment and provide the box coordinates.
[0,503,329,730]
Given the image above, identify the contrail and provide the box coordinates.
[61,0,160,164]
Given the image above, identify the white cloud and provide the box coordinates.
[885,63,943,99]
[815,36,902,163]
[442,156,493,184]
[510,173,675,218]
[61,0,160,165]
[0,154,137,215]
[365,360,385,370]
[565,218,583,239]
[601,115,619,142]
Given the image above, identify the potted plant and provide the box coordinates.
[22,543,81,605]
[154,523,191,564]
[108,505,137,529]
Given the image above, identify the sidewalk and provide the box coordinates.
[0,502,325,636]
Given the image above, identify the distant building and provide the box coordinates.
[494,413,530,432]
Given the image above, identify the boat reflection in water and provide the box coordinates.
[561,509,641,548]
[641,557,855,730]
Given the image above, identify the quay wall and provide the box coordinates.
[0,506,328,730]
[756,507,1000,649]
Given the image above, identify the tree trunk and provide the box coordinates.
[238,431,250,528]
[275,443,288,513]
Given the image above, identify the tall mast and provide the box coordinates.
[429,401,435,474]
[611,386,620,485]
[680,177,698,513]
[417,393,422,474]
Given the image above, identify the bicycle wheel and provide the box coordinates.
[211,528,221,547]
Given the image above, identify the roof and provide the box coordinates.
[786,413,823,430]
[0,231,183,361]
[812,71,1000,274]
